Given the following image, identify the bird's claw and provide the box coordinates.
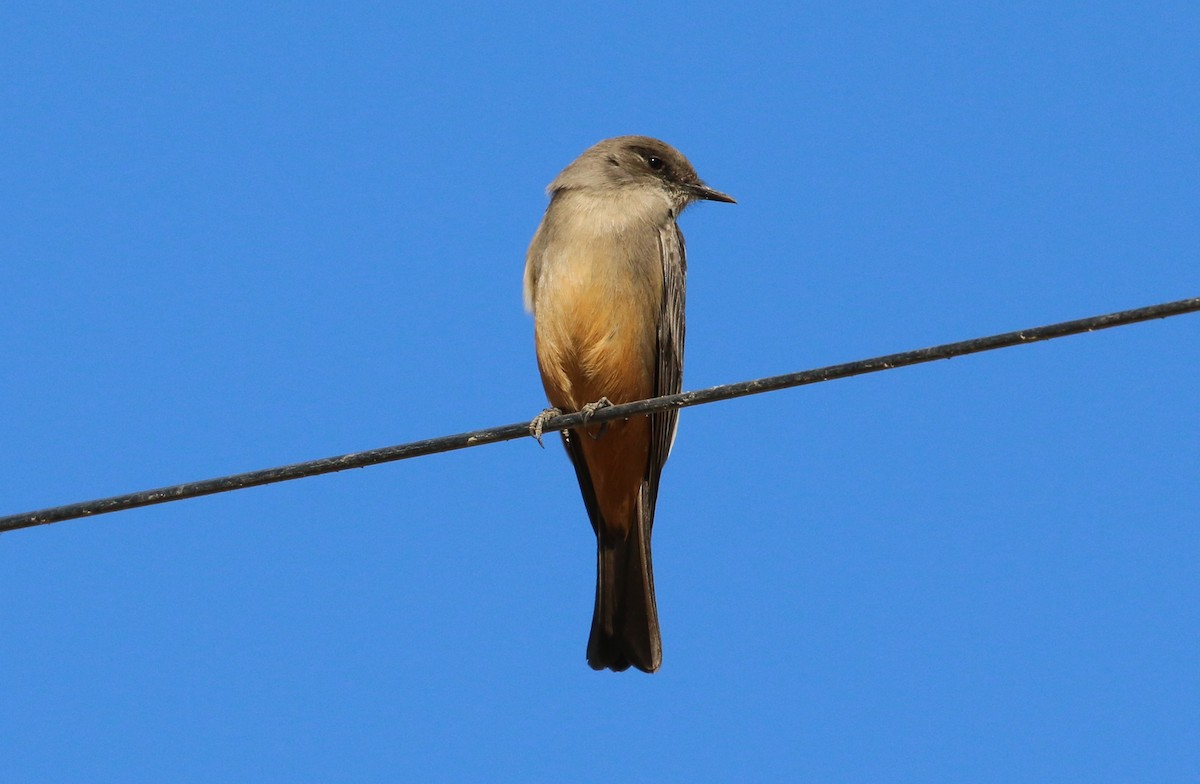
[529,407,563,448]
[580,397,613,422]
[581,397,613,439]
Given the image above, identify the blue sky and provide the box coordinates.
[2,2,1197,781]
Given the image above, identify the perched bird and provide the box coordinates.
[524,136,734,672]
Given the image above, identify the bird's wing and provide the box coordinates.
[644,222,686,531]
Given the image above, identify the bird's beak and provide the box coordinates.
[689,183,736,204]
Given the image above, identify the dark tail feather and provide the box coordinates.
[587,486,661,673]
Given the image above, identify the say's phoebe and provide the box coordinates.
[524,136,733,672]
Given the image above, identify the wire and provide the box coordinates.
[2,296,1197,534]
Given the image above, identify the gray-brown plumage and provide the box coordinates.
[524,136,733,672]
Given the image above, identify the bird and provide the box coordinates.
[523,136,734,672]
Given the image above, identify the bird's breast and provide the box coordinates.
[531,223,664,411]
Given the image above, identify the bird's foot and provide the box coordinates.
[580,397,613,422]
[529,407,563,448]
[580,397,613,439]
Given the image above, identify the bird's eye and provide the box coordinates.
[647,156,664,171]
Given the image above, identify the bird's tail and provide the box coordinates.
[587,485,661,673]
